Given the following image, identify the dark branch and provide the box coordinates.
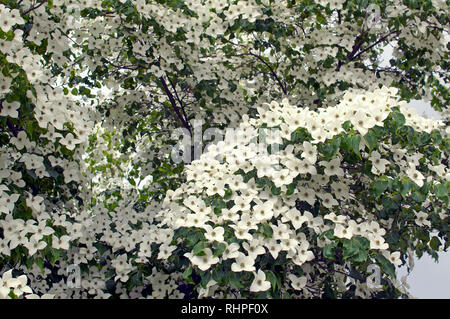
[167,76,191,133]
[22,0,47,16]
[248,52,287,95]
[351,30,400,61]
[159,76,192,136]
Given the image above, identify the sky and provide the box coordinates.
[397,250,450,298]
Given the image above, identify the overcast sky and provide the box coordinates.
[397,250,450,298]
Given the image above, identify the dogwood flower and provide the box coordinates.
[186,248,219,271]
[157,243,177,259]
[414,212,431,227]
[283,208,308,229]
[25,235,47,256]
[288,274,307,290]
[204,225,225,243]
[265,239,283,259]
[0,101,20,118]
[222,243,240,260]
[250,270,271,292]
[231,252,256,272]
[406,164,425,187]
[369,151,390,175]
[368,233,389,250]
[10,274,32,296]
[319,158,344,177]
[52,235,71,250]
[243,239,266,259]
[334,223,353,239]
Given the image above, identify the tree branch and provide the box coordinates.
[167,76,191,133]
[159,76,192,136]
[248,52,287,95]
[22,0,47,16]
[351,30,401,61]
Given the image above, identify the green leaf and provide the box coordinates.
[265,270,278,293]
[400,180,414,198]
[213,242,226,257]
[434,183,448,204]
[364,130,378,152]
[385,232,400,245]
[262,223,273,239]
[353,236,370,249]
[321,229,334,241]
[271,184,281,195]
[371,178,389,198]
[352,250,367,263]
[343,239,359,259]
[411,191,426,203]
[286,183,295,196]
[192,241,205,256]
[429,236,441,251]
[229,273,245,289]
[350,135,362,158]
[34,257,45,273]
[182,265,194,284]
[318,137,340,160]
[374,253,396,279]
[200,271,212,289]
[392,112,406,127]
[382,196,398,213]
[323,243,336,260]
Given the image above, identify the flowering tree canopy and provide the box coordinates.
[0,0,448,299]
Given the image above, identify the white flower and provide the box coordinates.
[406,165,425,187]
[1,269,14,288]
[351,109,376,135]
[0,77,12,94]
[368,233,389,250]
[157,243,177,259]
[252,200,274,222]
[295,241,315,263]
[283,208,308,230]
[25,235,47,256]
[0,15,13,32]
[288,274,307,290]
[222,243,240,260]
[369,151,390,174]
[52,235,71,250]
[368,221,386,236]
[0,286,10,299]
[324,212,347,224]
[250,270,271,292]
[414,212,431,227]
[231,252,256,272]
[59,133,82,151]
[386,251,403,267]
[204,226,225,243]
[11,275,32,296]
[317,193,339,209]
[242,239,266,259]
[319,158,344,177]
[186,248,219,271]
[334,224,353,239]
[265,239,282,259]
[0,193,19,214]
[0,101,20,118]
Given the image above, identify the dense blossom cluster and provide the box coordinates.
[160,87,447,297]
[0,0,448,299]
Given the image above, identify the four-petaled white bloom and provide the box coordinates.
[250,270,271,292]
